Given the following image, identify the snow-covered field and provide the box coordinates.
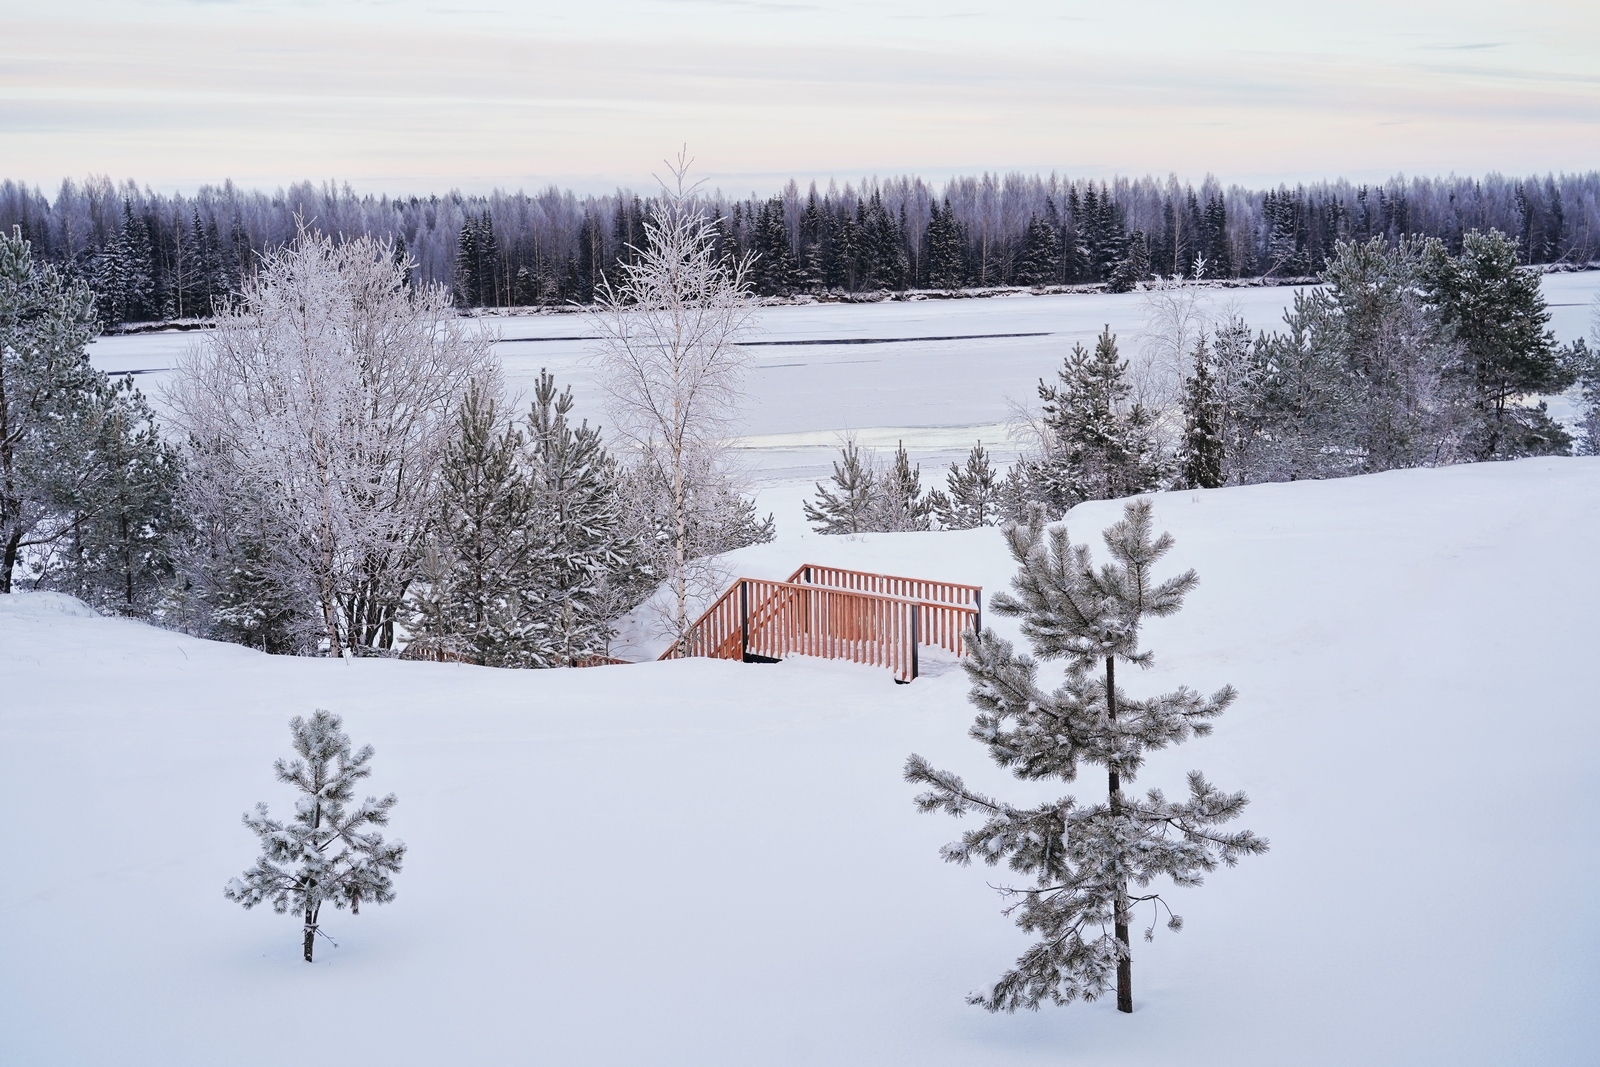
[4,458,1598,1066]
[89,274,1600,489]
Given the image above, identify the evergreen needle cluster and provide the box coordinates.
[907,499,1266,1013]
[225,711,405,963]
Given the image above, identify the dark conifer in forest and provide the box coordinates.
[907,500,1266,1013]
[927,199,965,289]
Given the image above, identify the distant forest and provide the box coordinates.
[1,170,1596,326]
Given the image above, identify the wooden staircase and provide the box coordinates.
[658,564,981,683]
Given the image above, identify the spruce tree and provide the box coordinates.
[927,199,965,290]
[933,441,1001,529]
[1022,327,1164,516]
[1177,338,1224,489]
[522,368,637,666]
[226,710,405,963]
[410,381,535,664]
[906,500,1266,1012]
[803,438,878,535]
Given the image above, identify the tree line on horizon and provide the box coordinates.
[0,169,1595,326]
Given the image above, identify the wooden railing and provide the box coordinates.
[661,565,981,683]
[785,563,982,630]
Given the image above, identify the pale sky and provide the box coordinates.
[3,0,1597,195]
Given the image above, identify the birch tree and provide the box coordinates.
[168,225,493,655]
[591,154,758,649]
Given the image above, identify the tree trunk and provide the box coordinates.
[0,527,18,594]
[1107,654,1133,1014]
[302,903,318,962]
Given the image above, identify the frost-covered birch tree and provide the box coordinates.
[225,710,405,962]
[906,500,1266,1013]
[591,154,758,649]
[168,225,493,655]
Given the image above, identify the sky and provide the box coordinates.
[2,0,1597,197]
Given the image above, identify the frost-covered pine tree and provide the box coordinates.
[522,368,639,666]
[409,380,535,665]
[1012,328,1164,518]
[906,500,1266,1013]
[226,711,405,962]
[804,438,878,535]
[871,441,933,532]
[932,441,1001,530]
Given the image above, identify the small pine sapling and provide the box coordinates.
[932,441,1001,529]
[906,499,1266,1013]
[226,710,406,962]
[803,438,878,534]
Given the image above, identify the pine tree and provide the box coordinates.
[226,710,406,963]
[906,500,1267,1012]
[1425,229,1574,459]
[872,441,933,531]
[522,368,637,666]
[0,226,104,593]
[50,375,181,616]
[410,380,535,665]
[1177,338,1224,489]
[804,438,878,535]
[933,441,1001,529]
[1566,338,1600,456]
[1022,327,1164,516]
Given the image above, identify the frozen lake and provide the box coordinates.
[92,274,1600,490]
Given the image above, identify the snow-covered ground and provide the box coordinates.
[4,458,1598,1066]
[89,274,1600,488]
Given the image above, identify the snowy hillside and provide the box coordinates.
[3,459,1599,1066]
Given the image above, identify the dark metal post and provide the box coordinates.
[740,580,750,660]
[910,603,920,681]
[974,590,982,634]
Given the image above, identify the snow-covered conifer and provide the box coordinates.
[804,438,878,534]
[871,441,933,532]
[226,710,405,962]
[1012,328,1164,517]
[409,380,534,665]
[522,368,640,665]
[932,442,1001,530]
[907,500,1266,1013]
[1177,338,1224,489]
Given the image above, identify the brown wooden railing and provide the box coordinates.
[660,565,980,683]
[784,563,982,629]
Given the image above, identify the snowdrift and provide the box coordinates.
[2,459,1598,1066]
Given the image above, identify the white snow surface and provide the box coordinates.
[3,458,1600,1065]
